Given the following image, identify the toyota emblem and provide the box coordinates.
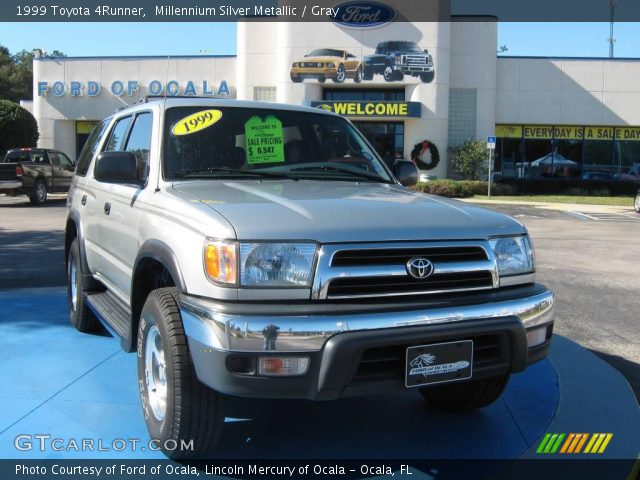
[406,257,434,279]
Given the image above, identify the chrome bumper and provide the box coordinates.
[180,289,554,353]
[0,181,22,190]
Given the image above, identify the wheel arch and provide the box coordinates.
[127,240,187,352]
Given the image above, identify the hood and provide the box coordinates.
[171,180,525,243]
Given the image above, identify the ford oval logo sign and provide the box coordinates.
[331,1,396,28]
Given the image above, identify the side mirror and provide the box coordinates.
[393,160,419,187]
[94,151,140,185]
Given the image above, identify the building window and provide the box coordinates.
[323,88,405,101]
[495,124,640,180]
[253,87,276,102]
[448,89,477,148]
[352,121,404,164]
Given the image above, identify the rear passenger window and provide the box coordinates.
[76,119,110,177]
[104,116,132,152]
[125,112,153,182]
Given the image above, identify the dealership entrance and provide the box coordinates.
[353,121,405,162]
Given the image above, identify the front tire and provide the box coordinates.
[420,71,435,83]
[30,179,47,205]
[137,288,226,459]
[418,374,510,412]
[383,64,395,82]
[635,193,640,213]
[333,64,346,83]
[362,66,373,81]
[68,238,100,332]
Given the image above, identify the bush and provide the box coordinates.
[414,179,515,198]
[0,99,38,155]
[448,140,489,180]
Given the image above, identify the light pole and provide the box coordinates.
[608,0,617,58]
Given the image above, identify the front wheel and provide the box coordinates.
[333,64,346,83]
[635,193,640,213]
[418,374,510,412]
[420,71,435,83]
[68,238,101,332]
[30,179,47,205]
[137,288,226,459]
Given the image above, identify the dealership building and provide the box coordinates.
[31,18,640,180]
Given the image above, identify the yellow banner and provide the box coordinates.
[584,127,614,140]
[523,126,553,139]
[551,126,584,140]
[615,127,640,141]
[76,121,97,134]
[495,125,522,138]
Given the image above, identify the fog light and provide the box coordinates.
[258,357,310,376]
[527,327,547,348]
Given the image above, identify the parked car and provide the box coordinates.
[0,148,75,205]
[618,163,640,181]
[581,171,612,180]
[290,48,363,83]
[65,97,554,459]
[363,41,435,82]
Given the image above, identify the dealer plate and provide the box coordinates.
[405,340,473,388]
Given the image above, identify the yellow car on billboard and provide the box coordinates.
[290,48,363,83]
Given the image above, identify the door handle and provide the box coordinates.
[81,195,87,206]
[103,202,111,215]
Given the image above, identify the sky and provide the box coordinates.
[0,22,638,58]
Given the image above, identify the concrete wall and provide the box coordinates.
[496,58,640,126]
[450,20,497,141]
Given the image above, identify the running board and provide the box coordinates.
[85,290,131,343]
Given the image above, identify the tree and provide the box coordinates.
[0,99,39,154]
[448,140,489,180]
[0,44,65,102]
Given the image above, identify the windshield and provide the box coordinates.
[308,49,344,58]
[389,42,422,52]
[163,106,393,183]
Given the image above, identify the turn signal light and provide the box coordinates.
[258,357,310,376]
[204,240,237,285]
[527,326,547,348]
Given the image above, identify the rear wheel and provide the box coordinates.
[634,193,640,213]
[30,179,47,205]
[353,68,363,83]
[68,238,100,332]
[137,288,226,459]
[418,374,510,412]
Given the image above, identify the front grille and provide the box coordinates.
[349,333,507,385]
[327,271,493,297]
[313,242,496,300]
[331,246,487,267]
[402,54,428,66]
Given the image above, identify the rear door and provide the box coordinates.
[48,151,70,191]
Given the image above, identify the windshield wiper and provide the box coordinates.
[289,164,390,183]
[176,168,298,180]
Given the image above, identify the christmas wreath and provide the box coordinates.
[410,140,440,170]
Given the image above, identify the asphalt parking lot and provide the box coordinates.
[1,193,639,402]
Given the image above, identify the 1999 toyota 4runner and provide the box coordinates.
[65,98,554,458]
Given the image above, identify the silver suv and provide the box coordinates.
[65,98,554,458]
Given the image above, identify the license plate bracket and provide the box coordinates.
[405,340,473,388]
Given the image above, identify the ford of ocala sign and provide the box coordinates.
[330,1,396,27]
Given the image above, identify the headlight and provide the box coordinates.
[328,62,335,68]
[240,243,317,287]
[489,236,534,276]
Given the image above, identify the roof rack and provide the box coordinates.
[135,95,233,104]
